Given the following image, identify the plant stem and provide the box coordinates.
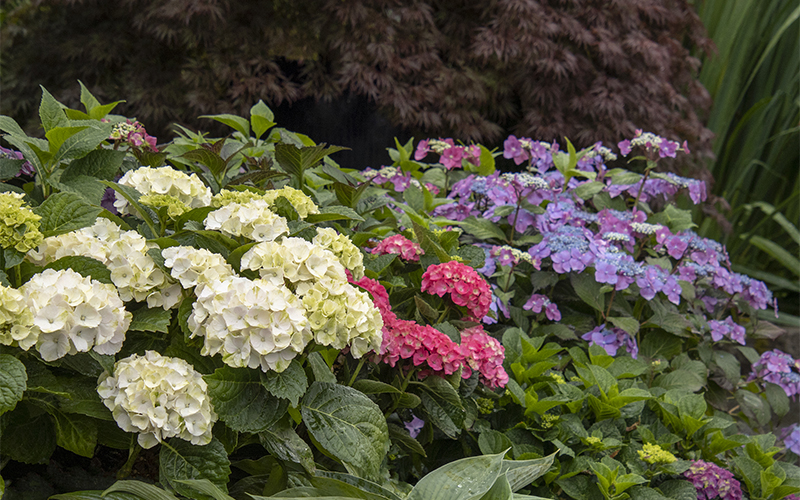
[117,441,142,479]
[348,357,366,386]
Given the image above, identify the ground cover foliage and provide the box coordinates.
[0,86,798,500]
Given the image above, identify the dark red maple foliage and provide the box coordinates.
[2,0,713,168]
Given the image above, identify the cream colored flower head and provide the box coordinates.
[17,268,131,361]
[312,227,365,279]
[97,351,217,449]
[262,186,320,219]
[162,246,235,289]
[204,199,289,242]
[0,283,34,350]
[114,166,212,216]
[188,276,312,373]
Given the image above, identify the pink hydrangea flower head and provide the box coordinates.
[380,318,464,376]
[421,261,492,320]
[371,234,423,262]
[460,325,508,388]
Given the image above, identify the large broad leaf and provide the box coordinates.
[454,216,507,241]
[407,451,507,500]
[128,307,172,334]
[0,354,26,415]
[45,256,112,285]
[104,481,179,500]
[159,438,231,500]
[205,366,288,433]
[52,122,112,164]
[200,114,250,137]
[259,417,316,473]
[51,490,140,500]
[51,409,98,457]
[34,191,101,237]
[39,86,68,132]
[570,273,604,312]
[0,401,56,464]
[301,381,389,481]
[260,359,307,406]
[61,148,127,182]
[501,453,557,492]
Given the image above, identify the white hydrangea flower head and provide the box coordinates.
[19,268,131,361]
[97,351,217,449]
[26,217,120,265]
[261,186,320,219]
[27,219,179,309]
[114,166,212,216]
[301,281,382,357]
[188,276,312,372]
[240,237,348,294]
[203,199,289,242]
[312,227,365,279]
[0,283,35,350]
[162,246,235,289]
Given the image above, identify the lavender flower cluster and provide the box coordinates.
[748,349,800,398]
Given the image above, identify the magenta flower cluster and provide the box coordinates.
[415,138,480,170]
[684,460,743,500]
[369,234,423,262]
[351,275,507,388]
[421,261,493,321]
[748,349,800,398]
[460,326,508,389]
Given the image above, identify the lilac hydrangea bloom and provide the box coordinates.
[782,424,800,455]
[684,460,743,500]
[748,349,800,398]
[707,317,746,345]
[581,325,638,358]
[524,294,561,321]
[405,416,425,439]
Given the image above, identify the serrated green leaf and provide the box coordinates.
[479,430,513,456]
[261,359,307,407]
[301,381,389,481]
[61,148,127,182]
[570,273,605,312]
[308,351,336,384]
[53,123,112,164]
[607,316,639,336]
[0,401,56,463]
[51,409,98,457]
[128,307,171,333]
[34,191,101,237]
[205,366,288,433]
[657,479,697,500]
[159,438,231,499]
[45,256,112,284]
[387,423,427,458]
[640,331,683,360]
[200,114,250,136]
[574,181,605,200]
[259,417,316,472]
[0,158,26,180]
[0,354,26,416]
[352,379,401,395]
[181,148,227,177]
[306,205,365,223]
[454,216,507,241]
[39,86,68,132]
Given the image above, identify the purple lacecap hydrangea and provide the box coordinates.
[523,293,561,321]
[748,349,800,398]
[781,424,800,455]
[684,460,742,500]
[581,325,638,358]
[0,146,35,177]
[404,415,425,439]
[707,317,746,345]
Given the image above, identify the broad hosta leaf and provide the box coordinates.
[159,438,231,500]
[51,409,98,457]
[480,473,513,500]
[260,359,307,407]
[301,381,389,481]
[128,307,172,334]
[205,366,288,433]
[501,453,556,492]
[50,490,139,500]
[313,471,404,500]
[407,451,506,500]
[104,480,179,500]
[0,354,26,416]
[259,417,315,472]
[45,256,112,284]
[34,192,101,237]
[175,479,236,500]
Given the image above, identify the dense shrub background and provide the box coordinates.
[1,0,713,166]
